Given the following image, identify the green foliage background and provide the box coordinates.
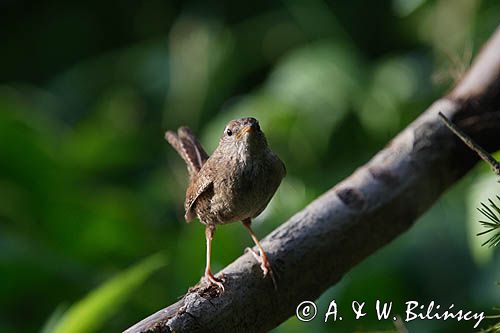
[0,0,498,332]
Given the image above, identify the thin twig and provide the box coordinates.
[438,112,500,176]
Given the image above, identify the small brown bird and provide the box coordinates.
[165,117,286,291]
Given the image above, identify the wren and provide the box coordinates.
[165,117,286,291]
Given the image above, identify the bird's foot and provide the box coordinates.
[245,247,269,275]
[245,247,277,290]
[203,271,225,292]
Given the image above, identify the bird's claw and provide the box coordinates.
[204,272,225,292]
[245,247,277,289]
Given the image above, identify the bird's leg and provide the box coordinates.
[242,219,277,289]
[203,224,225,291]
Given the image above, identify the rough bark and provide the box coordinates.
[125,27,500,333]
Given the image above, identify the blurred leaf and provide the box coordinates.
[266,41,361,117]
[61,87,148,172]
[284,0,347,40]
[41,305,67,333]
[48,40,169,116]
[392,0,427,17]
[165,16,233,127]
[48,253,167,333]
[71,187,149,260]
[0,89,62,193]
[357,56,420,136]
[418,0,478,63]
[466,173,499,265]
[265,41,363,162]
[493,151,500,164]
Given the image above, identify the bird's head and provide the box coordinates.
[218,117,268,156]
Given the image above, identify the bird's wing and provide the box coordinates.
[184,171,213,223]
[165,127,209,179]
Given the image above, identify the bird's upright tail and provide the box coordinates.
[165,127,209,179]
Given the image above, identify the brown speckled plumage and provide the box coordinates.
[166,117,285,291]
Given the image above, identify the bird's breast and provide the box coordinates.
[208,152,282,224]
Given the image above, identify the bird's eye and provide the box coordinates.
[226,128,233,136]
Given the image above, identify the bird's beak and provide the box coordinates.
[243,125,253,134]
[236,125,253,140]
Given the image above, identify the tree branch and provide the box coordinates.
[125,27,500,333]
